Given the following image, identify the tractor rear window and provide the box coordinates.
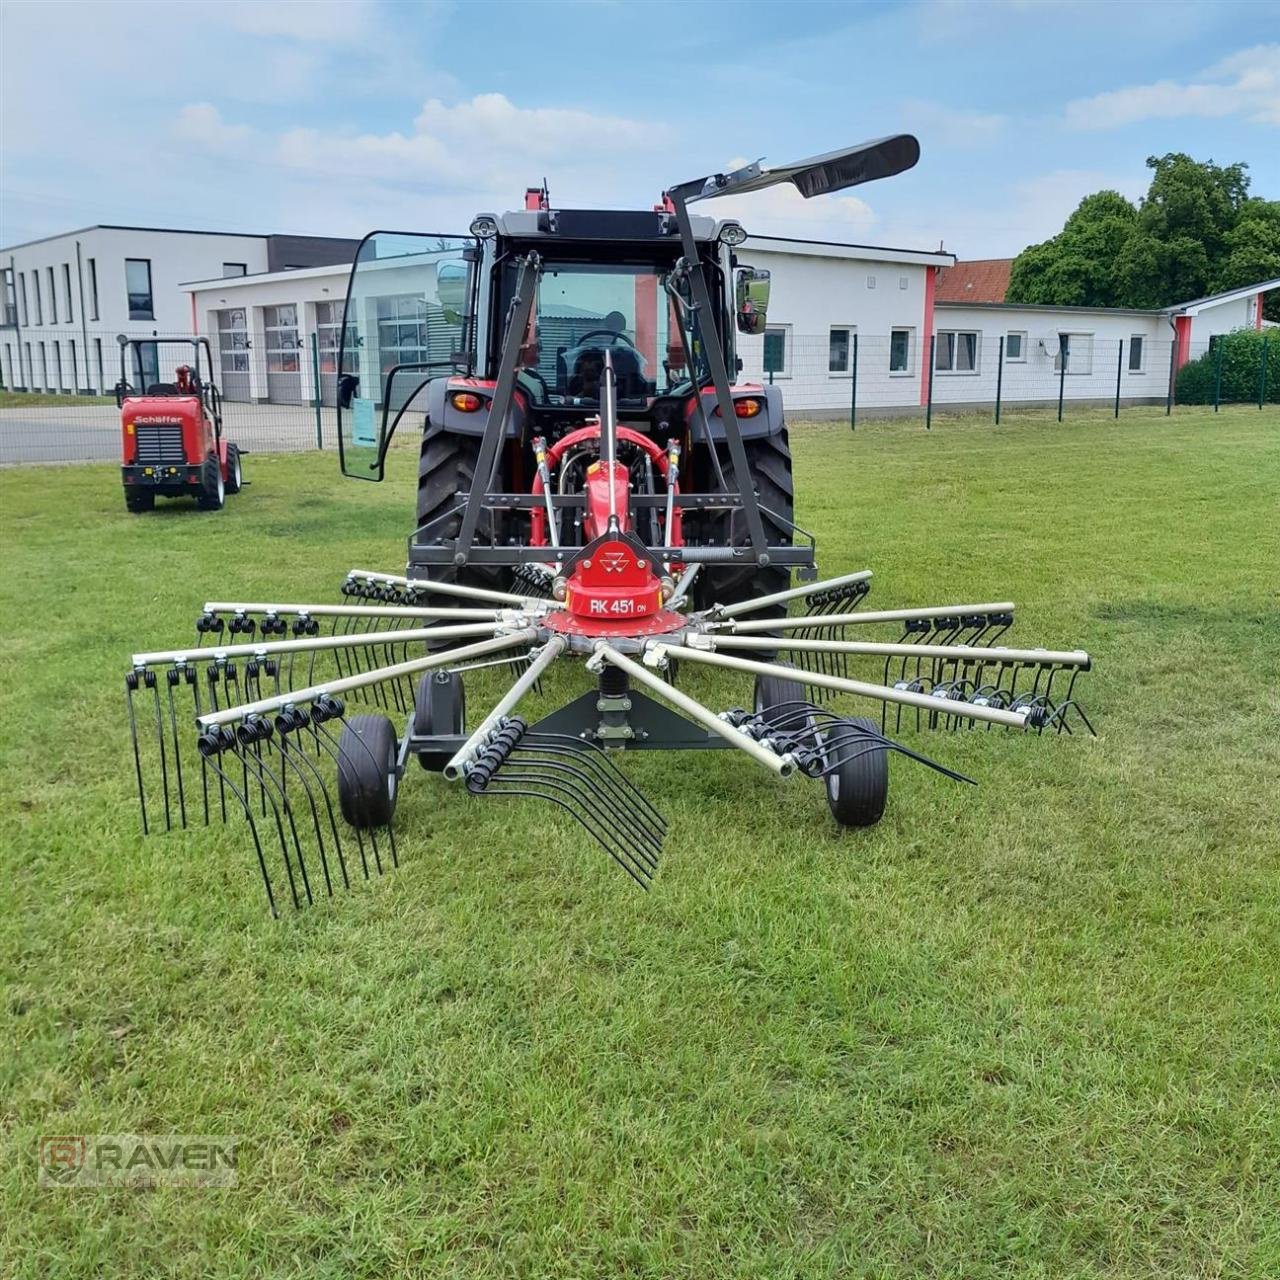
[527,263,680,405]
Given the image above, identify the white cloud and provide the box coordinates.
[900,99,1007,149]
[213,0,385,42]
[1065,43,1280,129]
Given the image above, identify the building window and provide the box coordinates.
[2,344,12,389]
[87,258,99,320]
[866,275,877,290]
[47,267,58,323]
[25,342,33,387]
[1127,334,1145,373]
[828,326,853,374]
[62,263,74,323]
[935,329,980,374]
[32,271,43,325]
[2,269,15,327]
[52,340,63,390]
[1054,332,1094,375]
[216,308,250,376]
[762,326,788,377]
[94,338,104,393]
[18,273,29,325]
[222,263,248,278]
[264,304,301,372]
[125,258,154,320]
[69,339,77,391]
[38,341,48,390]
[1005,331,1026,362]
[889,327,913,374]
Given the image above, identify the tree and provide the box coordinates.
[1007,153,1278,315]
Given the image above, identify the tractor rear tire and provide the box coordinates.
[414,422,508,596]
[197,454,225,511]
[336,714,398,828]
[414,671,465,771]
[824,715,889,828]
[125,489,155,514]
[693,429,795,616]
[224,443,243,495]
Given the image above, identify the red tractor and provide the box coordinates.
[117,337,243,513]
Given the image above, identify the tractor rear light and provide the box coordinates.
[734,398,762,418]
[450,391,484,413]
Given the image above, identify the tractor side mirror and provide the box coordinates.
[734,267,771,336]
[337,373,359,410]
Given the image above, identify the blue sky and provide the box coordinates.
[2,0,1277,257]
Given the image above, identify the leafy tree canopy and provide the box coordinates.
[1007,154,1279,320]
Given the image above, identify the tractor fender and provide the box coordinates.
[426,377,527,441]
[688,383,784,441]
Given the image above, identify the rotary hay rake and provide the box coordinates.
[124,554,1094,915]
[118,133,1095,914]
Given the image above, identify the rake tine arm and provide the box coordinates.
[708,568,873,619]
[345,568,565,610]
[598,644,797,778]
[197,630,539,729]
[690,635,1091,670]
[204,602,506,623]
[715,602,1017,635]
[655,643,1047,731]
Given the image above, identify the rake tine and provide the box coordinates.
[277,711,349,891]
[313,712,396,873]
[237,720,313,907]
[125,673,150,836]
[274,728,335,897]
[164,668,189,830]
[145,672,173,833]
[305,719,371,880]
[197,735,279,918]
[204,666,229,822]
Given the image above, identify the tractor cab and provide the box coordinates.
[117,336,243,513]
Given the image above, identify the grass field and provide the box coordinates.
[2,406,1278,1277]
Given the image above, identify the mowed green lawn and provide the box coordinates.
[2,406,1278,1278]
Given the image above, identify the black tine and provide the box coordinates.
[307,721,372,880]
[237,725,313,907]
[165,668,189,830]
[314,712,397,872]
[278,714,350,891]
[147,672,172,833]
[125,673,149,836]
[276,732,335,897]
[198,736,280,917]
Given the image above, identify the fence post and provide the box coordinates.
[311,331,323,449]
[994,335,1003,424]
[1212,339,1223,413]
[849,332,858,431]
[1057,339,1066,423]
[1114,338,1123,419]
[1259,337,1269,410]
[925,333,935,430]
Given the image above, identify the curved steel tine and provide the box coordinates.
[164,670,189,829]
[276,733,336,897]
[479,772,656,888]
[509,751,661,866]
[305,722,371,880]
[148,675,172,833]
[125,677,150,835]
[223,742,299,909]
[817,721,976,785]
[201,751,279,917]
[239,745,313,906]
[523,731,668,834]
[280,729,349,890]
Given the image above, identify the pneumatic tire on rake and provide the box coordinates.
[337,714,398,828]
[693,429,795,618]
[414,670,465,772]
[197,454,225,511]
[415,423,509,596]
[224,443,243,495]
[824,715,888,828]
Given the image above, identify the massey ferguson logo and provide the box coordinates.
[601,551,628,574]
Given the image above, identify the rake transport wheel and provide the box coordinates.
[414,670,465,771]
[197,454,226,511]
[224,443,243,495]
[753,662,807,728]
[824,715,889,828]
[415,423,509,595]
[693,429,795,615]
[125,489,155,514]
[337,714,399,828]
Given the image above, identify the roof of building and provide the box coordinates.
[1163,278,1280,315]
[745,233,954,268]
[935,258,1012,304]
[1,224,355,254]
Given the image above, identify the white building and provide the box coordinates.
[0,225,356,395]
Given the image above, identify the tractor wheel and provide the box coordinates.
[693,429,795,616]
[224,443,243,495]
[197,454,225,511]
[414,422,508,596]
[336,714,399,828]
[125,489,155,514]
[824,715,888,828]
[414,670,465,771]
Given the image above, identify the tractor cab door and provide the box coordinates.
[336,230,478,481]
